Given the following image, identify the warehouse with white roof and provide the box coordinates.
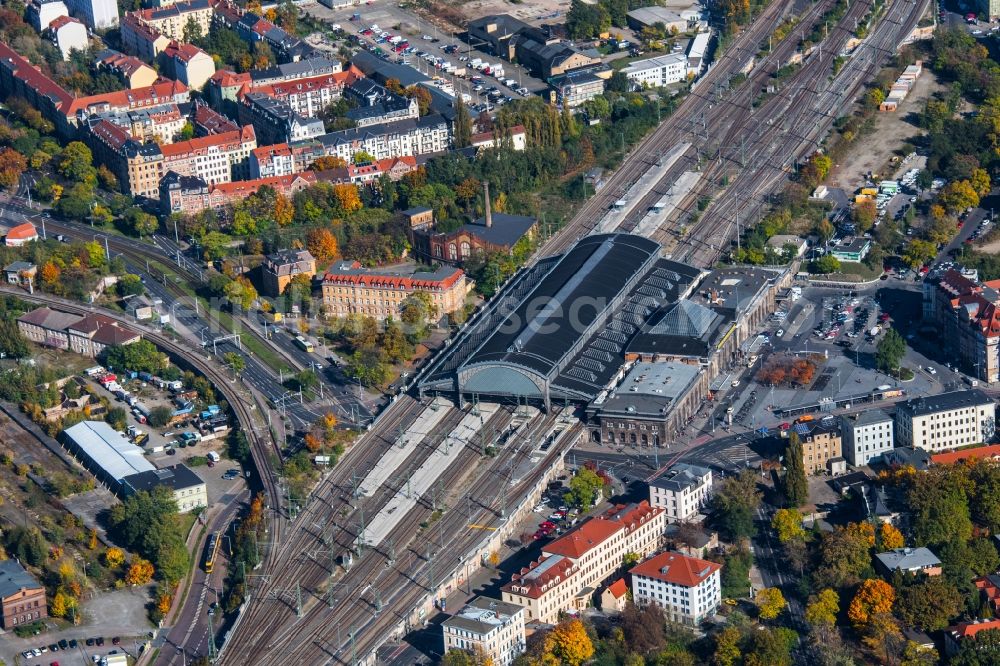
[62,420,155,489]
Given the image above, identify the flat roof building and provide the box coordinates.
[442,597,526,666]
[62,420,155,489]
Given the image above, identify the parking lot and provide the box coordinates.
[1,588,153,666]
[303,2,549,113]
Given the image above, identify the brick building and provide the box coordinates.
[321,260,468,321]
[0,560,47,629]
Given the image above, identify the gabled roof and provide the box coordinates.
[49,14,84,30]
[874,547,941,572]
[6,222,38,241]
[0,560,43,599]
[629,551,721,587]
[606,578,627,599]
[932,444,1000,465]
[949,618,1000,640]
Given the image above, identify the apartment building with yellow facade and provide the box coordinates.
[501,502,665,624]
[321,260,469,322]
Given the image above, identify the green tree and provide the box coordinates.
[116,274,144,298]
[782,432,809,506]
[908,465,973,547]
[564,467,606,509]
[712,469,762,540]
[805,588,840,628]
[952,628,1000,666]
[454,97,473,148]
[896,576,962,631]
[902,239,937,269]
[57,141,94,182]
[811,254,841,274]
[813,523,874,588]
[712,626,742,666]
[103,340,168,375]
[875,328,906,374]
[0,319,30,358]
[107,487,190,584]
[125,208,159,238]
[147,405,174,428]
[223,351,245,378]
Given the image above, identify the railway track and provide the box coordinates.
[220,407,577,665]
[0,288,282,523]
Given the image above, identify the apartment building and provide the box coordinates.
[248,68,363,118]
[48,16,89,61]
[794,418,843,475]
[344,78,419,127]
[895,390,997,452]
[501,502,665,624]
[925,269,1000,383]
[130,0,214,40]
[629,551,721,627]
[321,260,468,321]
[238,92,325,144]
[648,463,712,523]
[841,409,894,466]
[548,69,605,108]
[89,119,256,198]
[94,50,159,89]
[249,114,450,176]
[622,53,689,88]
[18,308,140,358]
[27,0,69,32]
[262,249,317,297]
[92,103,187,143]
[441,597,526,666]
[68,0,118,29]
[163,41,216,90]
[160,171,316,215]
[120,14,171,62]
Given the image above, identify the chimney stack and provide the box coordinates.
[484,181,492,228]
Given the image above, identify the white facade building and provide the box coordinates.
[442,597,526,666]
[895,390,996,453]
[622,53,689,88]
[27,0,69,32]
[630,550,721,627]
[69,0,118,30]
[648,463,712,523]
[49,16,89,60]
[841,409,894,466]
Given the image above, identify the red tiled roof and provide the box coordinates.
[376,155,416,171]
[629,551,721,588]
[164,41,209,63]
[6,223,38,241]
[471,124,526,146]
[0,42,74,111]
[121,13,168,43]
[89,119,134,151]
[99,52,154,78]
[247,68,362,99]
[544,518,621,559]
[502,555,576,599]
[323,263,464,291]
[64,80,189,117]
[48,15,83,30]
[209,172,315,198]
[932,444,1000,465]
[606,578,627,599]
[160,126,253,157]
[950,619,1000,639]
[252,143,291,160]
[210,69,251,87]
[194,104,239,134]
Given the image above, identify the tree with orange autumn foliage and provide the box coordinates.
[0,147,27,190]
[309,156,348,171]
[273,193,294,227]
[125,558,155,586]
[157,592,172,615]
[848,578,895,629]
[306,228,340,263]
[757,356,817,387]
[878,522,904,550]
[543,619,594,666]
[333,184,362,213]
[303,433,322,453]
[40,262,61,287]
[847,521,876,547]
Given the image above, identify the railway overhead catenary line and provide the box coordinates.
[668,0,929,265]
[536,0,823,258]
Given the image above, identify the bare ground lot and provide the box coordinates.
[458,0,570,24]
[827,70,945,192]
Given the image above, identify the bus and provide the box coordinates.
[203,532,222,574]
[294,335,314,353]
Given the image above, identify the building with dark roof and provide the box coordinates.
[344,78,419,128]
[648,461,712,521]
[350,50,430,88]
[17,307,141,357]
[419,233,702,410]
[262,249,316,297]
[895,390,996,452]
[0,560,46,629]
[586,360,705,448]
[238,92,324,144]
[121,463,207,513]
[409,189,538,265]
